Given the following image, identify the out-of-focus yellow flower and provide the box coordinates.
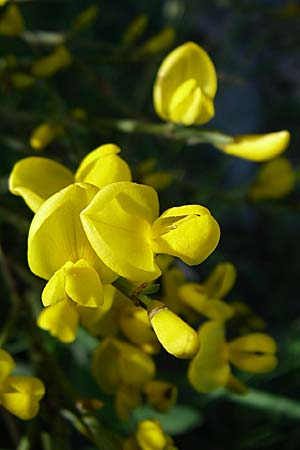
[138,27,175,55]
[148,301,199,359]
[81,182,220,283]
[122,14,148,45]
[28,183,116,342]
[136,420,174,450]
[115,384,141,420]
[0,4,24,36]
[249,157,295,200]
[0,349,45,420]
[119,305,160,354]
[71,5,99,32]
[9,143,132,212]
[153,42,217,126]
[0,0,9,7]
[178,262,236,320]
[217,130,290,162]
[188,320,277,393]
[31,46,72,78]
[143,380,177,412]
[92,337,155,395]
[10,73,35,89]
[30,123,62,151]
[161,266,185,314]
[142,171,173,191]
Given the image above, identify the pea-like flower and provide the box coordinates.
[0,4,24,36]
[28,183,117,342]
[0,349,45,420]
[31,45,72,78]
[249,157,295,200]
[81,181,220,283]
[153,42,217,126]
[143,380,177,412]
[9,143,132,212]
[136,419,176,450]
[30,123,63,151]
[217,130,290,162]
[178,262,236,320]
[188,320,277,393]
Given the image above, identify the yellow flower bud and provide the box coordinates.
[139,27,175,55]
[31,46,72,78]
[148,301,199,359]
[143,380,177,412]
[10,73,35,89]
[0,4,24,36]
[71,5,99,32]
[217,130,290,162]
[122,14,148,45]
[153,42,217,126]
[205,262,237,298]
[249,157,295,200]
[30,123,62,151]
[136,420,168,450]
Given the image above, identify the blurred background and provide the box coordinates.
[0,1,300,449]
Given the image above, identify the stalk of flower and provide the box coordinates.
[9,143,132,212]
[188,320,278,394]
[0,349,45,420]
[28,182,117,343]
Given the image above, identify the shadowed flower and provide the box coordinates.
[153,42,217,126]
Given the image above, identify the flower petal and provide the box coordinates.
[218,130,290,162]
[81,182,161,282]
[151,205,220,266]
[65,259,103,307]
[28,183,115,283]
[1,392,40,420]
[188,320,230,392]
[75,143,132,188]
[0,349,15,384]
[204,262,237,299]
[9,157,73,212]
[37,299,79,343]
[5,376,45,400]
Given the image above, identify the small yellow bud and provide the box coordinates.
[31,46,72,78]
[139,27,175,55]
[217,130,290,162]
[0,4,24,36]
[136,420,168,450]
[148,301,199,359]
[30,123,62,151]
[10,73,35,89]
[123,14,148,45]
[71,5,99,32]
[153,42,217,126]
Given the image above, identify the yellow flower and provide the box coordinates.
[142,171,173,191]
[31,46,72,78]
[92,337,155,395]
[0,349,45,420]
[178,262,236,320]
[136,420,172,450]
[28,183,116,342]
[138,27,175,55]
[188,320,277,393]
[0,4,24,36]
[217,130,290,162]
[153,42,217,126]
[9,143,132,212]
[81,182,220,283]
[71,5,99,32]
[30,123,62,151]
[122,14,148,45]
[143,380,177,412]
[148,301,199,359]
[10,73,35,89]
[115,384,141,420]
[249,157,295,200]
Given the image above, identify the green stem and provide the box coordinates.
[92,117,233,146]
[113,277,153,308]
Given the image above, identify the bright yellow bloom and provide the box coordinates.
[249,157,295,200]
[30,123,62,151]
[9,143,132,212]
[148,301,199,359]
[0,349,45,420]
[31,46,72,78]
[28,183,116,342]
[92,337,155,395]
[178,262,236,320]
[81,182,220,283]
[153,42,217,126]
[143,380,177,412]
[217,130,290,162]
[0,0,8,6]
[136,420,172,450]
[0,4,24,36]
[188,320,277,393]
